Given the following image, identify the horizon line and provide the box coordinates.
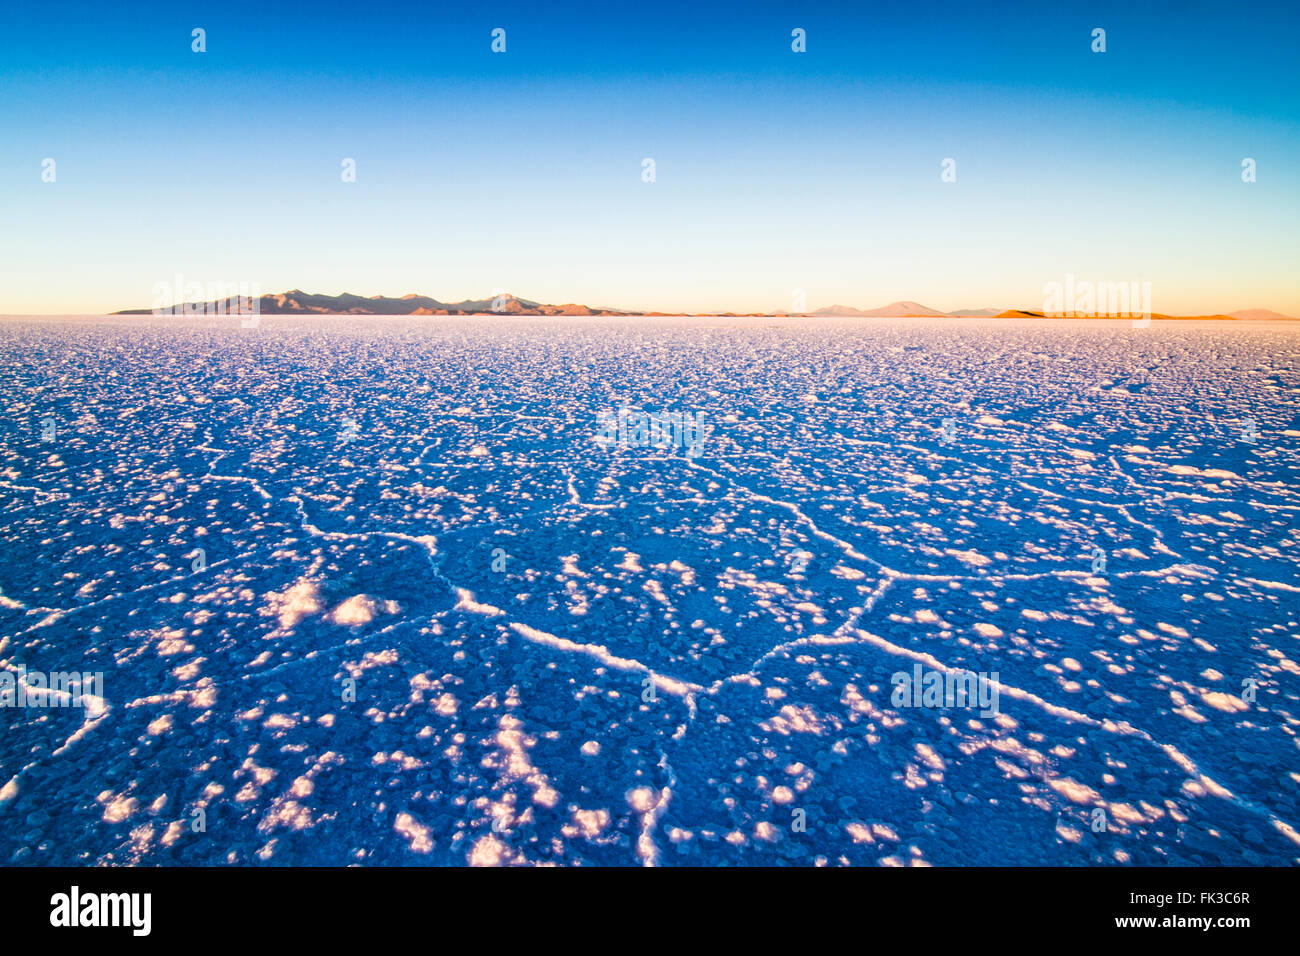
[7,288,1296,321]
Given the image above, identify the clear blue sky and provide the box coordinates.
[2,0,1297,314]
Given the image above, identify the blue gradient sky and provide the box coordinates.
[2,0,1297,314]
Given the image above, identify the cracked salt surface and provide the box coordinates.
[1,315,1298,866]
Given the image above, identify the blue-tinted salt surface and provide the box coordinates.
[1,315,1297,865]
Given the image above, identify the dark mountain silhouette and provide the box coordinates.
[118,290,626,316]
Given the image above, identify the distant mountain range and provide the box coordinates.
[813,301,1297,320]
[119,290,628,316]
[812,300,950,317]
[1226,308,1296,320]
[117,291,1297,320]
[811,301,1017,317]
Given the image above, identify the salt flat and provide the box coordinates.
[1,315,1297,865]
